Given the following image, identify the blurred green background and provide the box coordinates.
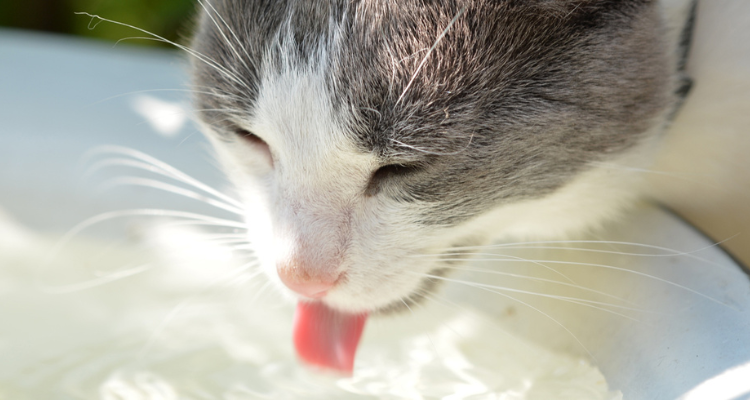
[0,0,196,49]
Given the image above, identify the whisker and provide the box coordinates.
[452,238,718,255]
[83,146,244,209]
[156,219,248,231]
[196,0,254,74]
[137,261,263,359]
[412,288,483,340]
[247,279,277,306]
[396,7,466,106]
[96,176,244,215]
[201,237,251,247]
[410,251,577,284]
[444,238,736,271]
[49,208,246,256]
[194,232,248,241]
[416,289,555,348]
[223,267,264,288]
[39,222,250,294]
[389,134,474,156]
[432,256,729,308]
[85,88,242,108]
[225,244,255,252]
[589,161,733,194]
[39,264,152,294]
[125,103,244,130]
[83,158,167,180]
[189,107,247,115]
[75,12,251,92]
[394,292,448,359]
[552,299,642,322]
[436,264,641,308]
[112,35,247,89]
[412,272,594,360]
[413,271,643,315]
[40,209,247,290]
[400,298,416,316]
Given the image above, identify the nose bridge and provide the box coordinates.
[280,215,344,270]
[274,200,351,297]
[270,143,371,297]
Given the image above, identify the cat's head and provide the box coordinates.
[190,0,681,314]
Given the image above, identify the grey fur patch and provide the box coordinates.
[191,0,678,226]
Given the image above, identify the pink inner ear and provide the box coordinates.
[293,300,369,375]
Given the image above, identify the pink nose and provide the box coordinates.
[277,267,337,299]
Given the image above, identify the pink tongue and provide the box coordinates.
[293,301,368,374]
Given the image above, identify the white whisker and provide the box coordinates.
[157,219,249,231]
[75,12,251,92]
[196,0,254,74]
[85,88,241,108]
[83,146,244,209]
[226,244,255,251]
[40,264,152,294]
[400,298,416,316]
[411,272,594,360]
[410,251,576,284]
[195,232,248,240]
[49,208,246,261]
[436,265,640,308]
[247,279,276,305]
[202,237,251,246]
[395,7,466,106]
[414,272,643,314]
[444,238,736,271]
[432,256,729,308]
[138,261,263,359]
[96,176,244,215]
[390,134,474,156]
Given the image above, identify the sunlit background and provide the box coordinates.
[0,0,194,48]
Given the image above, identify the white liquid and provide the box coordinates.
[0,217,621,400]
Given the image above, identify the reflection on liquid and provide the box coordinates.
[0,215,619,400]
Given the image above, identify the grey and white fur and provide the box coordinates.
[189,0,750,314]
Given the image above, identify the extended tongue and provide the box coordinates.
[293,300,368,374]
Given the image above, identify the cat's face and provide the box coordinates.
[190,0,678,314]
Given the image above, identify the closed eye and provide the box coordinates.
[365,163,422,197]
[233,128,273,166]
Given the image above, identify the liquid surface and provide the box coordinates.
[0,213,621,400]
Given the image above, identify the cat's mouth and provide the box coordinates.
[290,267,451,374]
[289,240,479,374]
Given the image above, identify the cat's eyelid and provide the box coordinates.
[378,163,422,172]
[230,126,274,166]
[365,163,422,197]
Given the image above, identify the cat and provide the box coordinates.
[187,0,750,371]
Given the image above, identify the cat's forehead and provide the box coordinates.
[192,0,665,158]
[191,0,672,224]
